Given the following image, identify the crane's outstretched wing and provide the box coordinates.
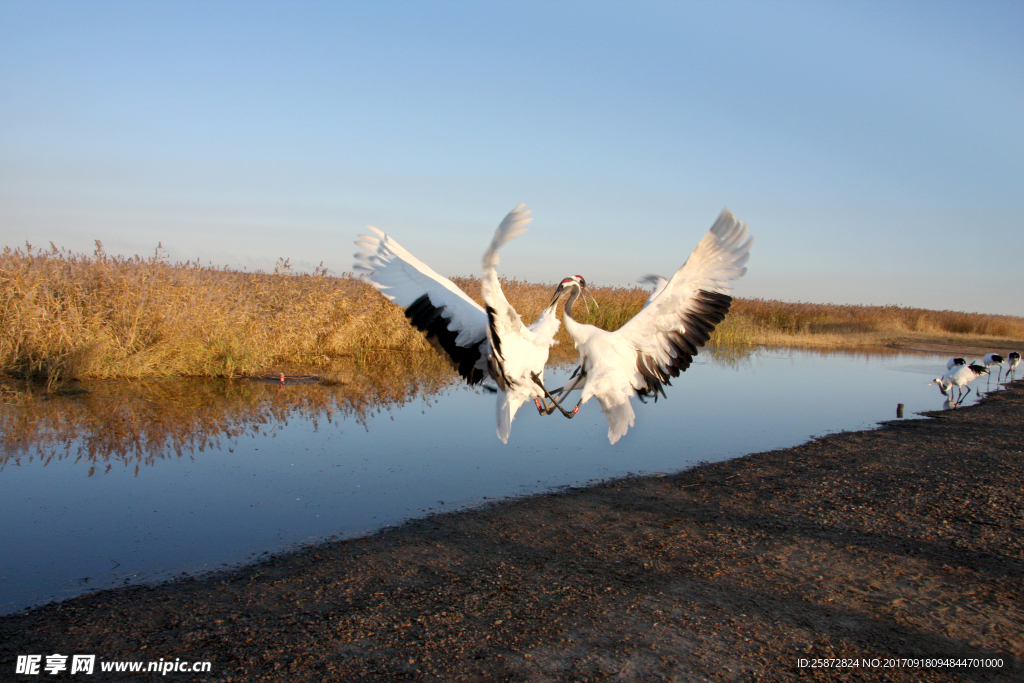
[618,209,752,397]
[354,226,490,384]
[480,204,557,389]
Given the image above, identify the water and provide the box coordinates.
[0,348,1009,615]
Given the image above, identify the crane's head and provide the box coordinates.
[557,275,586,289]
[928,378,949,396]
[549,275,598,313]
[549,276,579,308]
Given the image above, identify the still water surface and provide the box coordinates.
[0,348,1007,614]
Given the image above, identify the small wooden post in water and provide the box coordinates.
[897,403,904,418]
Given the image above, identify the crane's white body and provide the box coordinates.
[946,357,966,370]
[930,362,988,404]
[479,206,562,442]
[561,209,753,444]
[354,205,561,443]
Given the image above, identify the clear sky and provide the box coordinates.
[2,1,1021,314]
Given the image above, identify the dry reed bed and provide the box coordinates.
[0,243,430,384]
[719,298,1024,349]
[2,243,1022,384]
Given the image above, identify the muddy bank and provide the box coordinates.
[1,383,1022,682]
[880,338,1020,361]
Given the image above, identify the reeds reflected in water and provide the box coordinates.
[0,352,456,474]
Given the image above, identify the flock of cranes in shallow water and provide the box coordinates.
[355,204,752,444]
[930,352,1020,407]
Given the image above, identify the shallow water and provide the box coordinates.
[0,348,1010,615]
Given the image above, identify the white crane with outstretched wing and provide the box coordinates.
[542,209,753,444]
[354,204,567,443]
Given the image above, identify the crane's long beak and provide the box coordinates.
[547,284,565,308]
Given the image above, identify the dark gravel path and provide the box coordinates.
[2,382,1022,682]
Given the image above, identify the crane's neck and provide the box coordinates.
[562,285,589,342]
[563,285,582,321]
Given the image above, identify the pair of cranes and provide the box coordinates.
[975,352,1020,382]
[354,205,752,444]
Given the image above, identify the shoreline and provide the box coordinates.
[1,380,1022,679]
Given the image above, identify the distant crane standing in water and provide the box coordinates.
[982,352,1005,381]
[946,357,966,370]
[535,209,752,444]
[929,362,989,406]
[353,204,566,444]
[1008,351,1021,376]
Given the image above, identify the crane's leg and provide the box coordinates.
[531,384,568,415]
[530,372,583,419]
[533,395,560,415]
[957,386,971,406]
[532,369,586,416]
[530,374,568,416]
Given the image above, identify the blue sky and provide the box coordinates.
[2,1,1022,314]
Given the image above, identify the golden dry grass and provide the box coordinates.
[3,242,1022,385]
[715,298,1024,349]
[0,242,432,386]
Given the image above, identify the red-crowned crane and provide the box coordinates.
[536,209,752,444]
[353,204,565,443]
[982,352,1005,381]
[1008,351,1021,376]
[946,357,966,370]
[929,362,989,406]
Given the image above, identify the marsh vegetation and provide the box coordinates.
[2,242,1022,386]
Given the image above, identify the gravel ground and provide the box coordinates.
[1,381,1022,682]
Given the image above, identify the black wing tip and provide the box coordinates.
[636,351,670,400]
[406,294,486,385]
[636,289,735,395]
